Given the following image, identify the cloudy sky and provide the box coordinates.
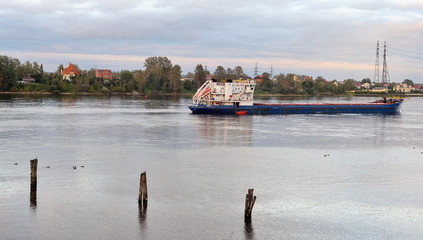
[1,0,422,82]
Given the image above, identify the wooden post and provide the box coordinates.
[142,172,148,203]
[244,188,256,223]
[138,171,148,205]
[30,158,38,185]
[30,158,38,206]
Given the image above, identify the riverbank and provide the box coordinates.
[0,91,193,96]
[1,91,422,97]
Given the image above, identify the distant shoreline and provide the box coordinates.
[1,91,422,97]
[0,91,193,96]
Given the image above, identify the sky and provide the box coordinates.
[1,0,422,83]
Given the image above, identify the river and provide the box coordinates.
[1,95,422,239]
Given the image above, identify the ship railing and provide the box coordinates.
[232,79,256,84]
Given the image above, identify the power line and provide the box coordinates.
[382,41,390,83]
[374,40,380,84]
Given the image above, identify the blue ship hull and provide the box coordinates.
[189,100,403,115]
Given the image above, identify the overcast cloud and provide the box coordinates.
[1,0,422,82]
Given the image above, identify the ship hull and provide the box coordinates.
[189,101,403,115]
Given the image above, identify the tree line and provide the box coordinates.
[0,55,412,95]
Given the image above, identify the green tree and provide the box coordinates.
[285,74,297,94]
[234,66,245,79]
[302,77,314,95]
[342,79,356,91]
[274,73,284,93]
[361,78,371,84]
[39,64,49,84]
[315,76,326,84]
[144,56,173,92]
[183,79,193,91]
[17,61,33,78]
[185,72,194,82]
[170,65,182,92]
[313,76,328,93]
[402,79,414,86]
[194,64,206,88]
[87,68,96,80]
[315,82,326,92]
[121,70,135,92]
[0,56,18,91]
[330,82,339,94]
[32,62,42,82]
[213,66,226,81]
[258,72,272,92]
[121,70,133,83]
[73,74,89,92]
[226,67,236,79]
[261,72,273,92]
[56,64,64,76]
[135,70,144,92]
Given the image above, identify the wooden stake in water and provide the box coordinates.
[138,171,148,204]
[30,158,38,206]
[30,158,38,186]
[244,188,256,223]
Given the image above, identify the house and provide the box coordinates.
[370,87,388,93]
[18,76,35,84]
[294,75,311,82]
[393,83,413,93]
[62,62,79,81]
[354,82,361,89]
[361,82,371,89]
[254,75,262,83]
[95,69,113,80]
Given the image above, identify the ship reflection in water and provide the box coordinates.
[193,114,253,146]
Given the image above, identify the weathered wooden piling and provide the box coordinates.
[244,188,256,223]
[30,158,38,186]
[138,171,148,204]
[30,158,38,206]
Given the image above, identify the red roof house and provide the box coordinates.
[95,69,113,80]
[62,62,79,81]
[254,75,262,83]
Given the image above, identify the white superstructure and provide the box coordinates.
[192,79,256,106]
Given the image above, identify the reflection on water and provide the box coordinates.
[30,184,37,208]
[194,115,253,146]
[244,222,255,240]
[138,202,147,238]
[1,95,423,240]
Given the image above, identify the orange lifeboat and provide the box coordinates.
[236,110,247,115]
[195,88,210,99]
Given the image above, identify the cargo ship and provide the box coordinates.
[188,79,403,115]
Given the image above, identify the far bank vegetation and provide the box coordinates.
[0,55,419,95]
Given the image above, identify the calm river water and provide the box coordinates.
[1,95,423,240]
